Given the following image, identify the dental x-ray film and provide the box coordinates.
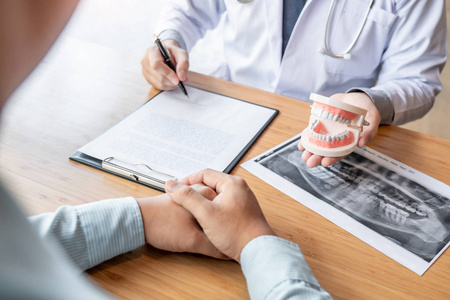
[242,134,450,275]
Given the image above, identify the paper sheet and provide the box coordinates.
[242,133,450,275]
[79,86,276,179]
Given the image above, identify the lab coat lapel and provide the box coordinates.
[274,0,316,96]
[275,0,328,101]
[262,0,283,89]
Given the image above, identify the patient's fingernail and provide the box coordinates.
[165,180,181,192]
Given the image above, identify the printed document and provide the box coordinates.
[78,86,277,180]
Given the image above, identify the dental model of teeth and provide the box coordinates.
[301,93,368,157]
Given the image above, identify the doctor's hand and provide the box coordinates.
[141,39,189,90]
[136,183,227,259]
[298,92,381,168]
[166,169,276,262]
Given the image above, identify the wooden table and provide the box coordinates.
[1,63,449,299]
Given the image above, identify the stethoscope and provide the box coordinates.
[238,0,375,60]
[319,0,375,60]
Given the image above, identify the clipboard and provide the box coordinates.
[70,153,174,191]
[70,86,278,192]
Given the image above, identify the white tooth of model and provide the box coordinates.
[316,108,323,117]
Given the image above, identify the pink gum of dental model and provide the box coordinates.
[300,93,368,157]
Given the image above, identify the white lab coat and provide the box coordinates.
[156,0,447,125]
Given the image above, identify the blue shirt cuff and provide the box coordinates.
[240,235,328,299]
[76,197,145,269]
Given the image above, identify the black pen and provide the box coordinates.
[154,34,189,98]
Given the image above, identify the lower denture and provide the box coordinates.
[309,130,354,148]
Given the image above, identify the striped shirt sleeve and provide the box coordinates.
[28,197,145,271]
[240,235,333,300]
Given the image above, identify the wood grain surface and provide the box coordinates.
[1,68,449,299]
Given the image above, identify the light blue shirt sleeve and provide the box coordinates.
[240,235,333,300]
[29,197,145,271]
[1,184,115,299]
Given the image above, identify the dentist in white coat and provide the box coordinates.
[142,0,447,167]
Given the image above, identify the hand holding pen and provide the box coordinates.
[141,34,189,98]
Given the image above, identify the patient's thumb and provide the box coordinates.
[165,180,182,193]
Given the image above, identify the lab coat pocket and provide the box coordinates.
[324,1,397,77]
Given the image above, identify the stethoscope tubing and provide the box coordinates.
[322,0,375,59]
[236,0,375,60]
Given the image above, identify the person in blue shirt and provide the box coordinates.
[0,1,331,299]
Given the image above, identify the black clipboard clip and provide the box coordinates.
[102,157,176,190]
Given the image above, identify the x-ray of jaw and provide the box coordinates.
[259,140,450,262]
